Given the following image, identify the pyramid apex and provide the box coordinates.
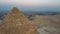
[11,7,20,13]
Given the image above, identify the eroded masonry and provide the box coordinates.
[0,7,39,34]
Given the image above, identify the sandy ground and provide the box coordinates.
[32,15,60,34]
[0,15,60,34]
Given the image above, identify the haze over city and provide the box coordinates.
[0,0,60,11]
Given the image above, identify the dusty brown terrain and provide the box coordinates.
[0,7,60,34]
[0,7,39,34]
[32,15,60,34]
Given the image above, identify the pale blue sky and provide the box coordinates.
[0,0,60,6]
[0,0,60,11]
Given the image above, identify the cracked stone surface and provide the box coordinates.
[0,7,39,34]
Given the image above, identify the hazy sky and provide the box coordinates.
[0,0,60,11]
[0,0,60,6]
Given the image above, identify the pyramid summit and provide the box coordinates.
[0,7,39,34]
[11,7,20,14]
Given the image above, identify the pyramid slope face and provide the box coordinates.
[0,7,39,34]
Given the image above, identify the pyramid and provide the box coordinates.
[0,7,39,34]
